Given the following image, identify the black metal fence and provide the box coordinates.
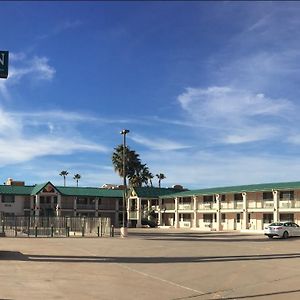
[0,216,114,238]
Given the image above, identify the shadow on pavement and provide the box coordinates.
[2,251,300,264]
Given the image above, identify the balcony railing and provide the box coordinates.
[163,203,175,210]
[178,203,192,210]
[198,203,217,210]
[279,201,300,209]
[263,201,274,209]
[98,205,116,210]
[221,202,234,209]
[76,204,95,210]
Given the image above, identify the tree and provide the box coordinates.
[73,174,81,187]
[156,173,166,188]
[112,145,141,179]
[140,165,154,187]
[112,145,152,188]
[59,170,69,187]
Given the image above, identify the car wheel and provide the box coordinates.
[283,231,289,239]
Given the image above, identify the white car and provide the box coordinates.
[264,222,300,239]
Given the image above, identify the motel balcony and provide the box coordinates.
[198,203,217,210]
[220,202,243,209]
[161,203,175,210]
[178,203,193,210]
[76,204,96,210]
[98,204,116,210]
[61,203,75,210]
[279,200,300,209]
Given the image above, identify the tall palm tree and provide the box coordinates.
[112,145,141,182]
[59,170,69,187]
[156,173,166,188]
[73,174,81,187]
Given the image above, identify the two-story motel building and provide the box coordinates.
[0,179,123,226]
[128,181,300,231]
[2,178,300,232]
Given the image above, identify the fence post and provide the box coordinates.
[97,226,100,237]
[51,225,54,237]
[35,226,38,237]
[67,226,70,237]
[100,220,103,237]
[82,226,84,237]
[27,216,30,237]
[15,217,17,237]
[110,225,114,237]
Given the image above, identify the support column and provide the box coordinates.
[115,198,119,226]
[73,197,77,217]
[94,197,98,217]
[216,194,221,231]
[57,194,62,217]
[273,190,279,222]
[30,196,35,216]
[193,196,197,228]
[174,197,179,228]
[137,197,142,228]
[158,198,162,226]
[147,199,151,220]
[35,195,40,217]
[126,197,130,226]
[242,192,248,230]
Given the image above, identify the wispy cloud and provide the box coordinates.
[37,20,83,40]
[130,133,191,151]
[0,53,55,101]
[177,86,293,144]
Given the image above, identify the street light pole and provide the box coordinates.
[120,129,129,237]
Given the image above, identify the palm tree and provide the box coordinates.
[73,174,81,187]
[112,144,154,188]
[156,173,166,188]
[112,145,141,182]
[59,170,69,187]
[140,165,154,187]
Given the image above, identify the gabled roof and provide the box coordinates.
[160,181,300,198]
[30,182,57,195]
[131,187,186,198]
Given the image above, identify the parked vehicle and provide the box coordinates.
[264,222,300,239]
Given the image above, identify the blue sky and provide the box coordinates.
[1,2,300,189]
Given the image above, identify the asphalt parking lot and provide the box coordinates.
[1,228,300,300]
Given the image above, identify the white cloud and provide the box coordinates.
[130,133,191,151]
[141,149,300,189]
[178,86,292,121]
[177,86,292,144]
[0,136,107,166]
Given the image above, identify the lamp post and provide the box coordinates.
[120,129,129,237]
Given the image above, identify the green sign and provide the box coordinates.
[0,51,9,79]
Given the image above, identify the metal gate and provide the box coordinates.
[0,216,112,237]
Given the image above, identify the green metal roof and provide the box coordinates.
[0,185,34,195]
[132,187,186,198]
[0,183,123,198]
[56,186,123,198]
[160,181,300,198]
